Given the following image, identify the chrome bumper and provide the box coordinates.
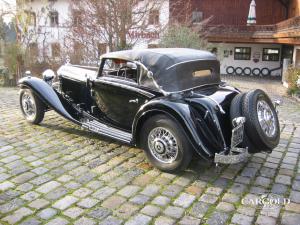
[214,117,249,164]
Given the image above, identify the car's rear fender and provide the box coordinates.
[132,98,216,160]
[18,76,81,125]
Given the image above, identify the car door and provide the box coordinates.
[92,60,155,130]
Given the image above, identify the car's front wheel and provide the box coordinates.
[20,89,45,124]
[140,114,193,173]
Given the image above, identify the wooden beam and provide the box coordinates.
[208,36,300,45]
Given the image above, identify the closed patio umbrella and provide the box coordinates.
[247,0,256,25]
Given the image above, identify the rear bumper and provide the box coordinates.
[214,147,248,164]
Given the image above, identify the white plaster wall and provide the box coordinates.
[22,0,70,37]
[133,0,169,49]
[22,0,170,53]
[21,0,71,58]
[212,43,282,76]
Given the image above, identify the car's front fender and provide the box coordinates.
[132,98,214,160]
[19,76,80,125]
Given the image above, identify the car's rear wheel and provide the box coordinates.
[140,114,192,173]
[20,89,45,124]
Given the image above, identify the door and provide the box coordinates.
[92,59,154,130]
[93,79,152,130]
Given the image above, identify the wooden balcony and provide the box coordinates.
[207,16,300,45]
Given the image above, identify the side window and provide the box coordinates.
[102,59,138,83]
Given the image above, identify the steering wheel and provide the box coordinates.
[117,65,131,78]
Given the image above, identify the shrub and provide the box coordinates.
[286,66,300,96]
[159,24,209,50]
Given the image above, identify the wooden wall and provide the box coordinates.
[170,0,287,26]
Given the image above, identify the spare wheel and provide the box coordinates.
[242,89,280,150]
[230,93,264,153]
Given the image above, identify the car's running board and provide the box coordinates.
[82,120,132,144]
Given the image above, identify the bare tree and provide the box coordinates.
[64,0,166,63]
[15,0,65,75]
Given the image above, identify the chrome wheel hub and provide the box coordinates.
[148,127,178,163]
[257,100,276,137]
[21,91,36,120]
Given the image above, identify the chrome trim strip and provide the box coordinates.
[166,59,215,70]
[161,83,221,96]
[95,79,155,98]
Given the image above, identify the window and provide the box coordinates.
[102,59,138,83]
[193,70,212,78]
[148,10,159,25]
[72,42,84,64]
[263,48,280,61]
[49,11,59,26]
[73,10,81,27]
[98,43,107,57]
[51,43,60,58]
[29,42,38,57]
[25,11,36,26]
[234,47,251,60]
[74,42,84,52]
[192,11,203,23]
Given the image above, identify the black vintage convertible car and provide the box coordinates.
[19,48,280,172]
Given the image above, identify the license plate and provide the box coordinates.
[231,123,244,148]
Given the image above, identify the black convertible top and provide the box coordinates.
[101,48,217,68]
[101,48,221,92]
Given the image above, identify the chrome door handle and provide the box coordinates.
[129,98,139,103]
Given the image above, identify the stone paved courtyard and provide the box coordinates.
[0,79,300,225]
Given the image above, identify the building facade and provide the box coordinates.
[18,0,300,78]
[17,0,169,62]
[170,0,300,77]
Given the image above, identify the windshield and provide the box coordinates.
[153,60,221,93]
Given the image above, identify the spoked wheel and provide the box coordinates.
[148,127,179,164]
[141,114,193,172]
[257,100,277,137]
[230,90,280,153]
[20,89,45,124]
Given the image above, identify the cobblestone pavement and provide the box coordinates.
[0,82,299,225]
